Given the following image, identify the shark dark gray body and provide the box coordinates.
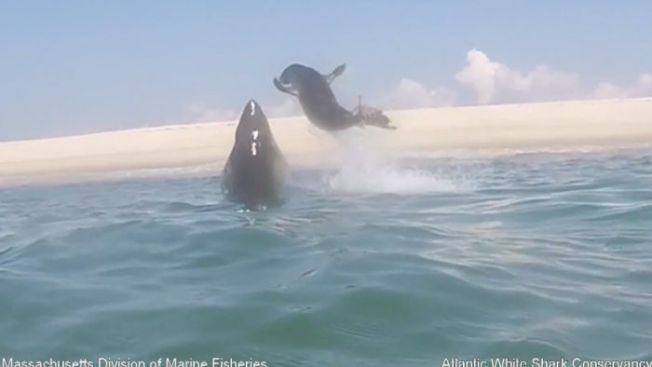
[222,100,287,209]
[274,63,395,131]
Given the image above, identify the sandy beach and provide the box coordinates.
[1,98,651,187]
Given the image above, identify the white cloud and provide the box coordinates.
[593,73,652,99]
[384,78,457,109]
[386,50,650,107]
[188,98,302,123]
[454,49,500,104]
[455,49,580,104]
[190,52,651,122]
[593,82,626,99]
[263,98,302,118]
[188,103,237,122]
[640,73,652,89]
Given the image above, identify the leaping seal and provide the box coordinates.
[222,100,287,209]
[273,63,395,131]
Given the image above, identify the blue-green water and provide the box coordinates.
[1,150,651,365]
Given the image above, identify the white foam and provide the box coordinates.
[325,131,462,194]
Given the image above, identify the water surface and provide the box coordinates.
[1,150,651,365]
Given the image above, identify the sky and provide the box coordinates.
[1,1,651,141]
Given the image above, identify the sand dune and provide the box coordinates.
[1,98,651,186]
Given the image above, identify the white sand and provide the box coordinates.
[1,98,651,186]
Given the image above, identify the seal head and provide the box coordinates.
[274,63,395,131]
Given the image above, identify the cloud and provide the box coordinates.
[190,52,651,122]
[592,73,652,99]
[455,49,580,104]
[384,78,457,109]
[188,103,237,122]
[454,49,500,104]
[188,98,302,124]
[592,82,626,99]
[262,98,302,118]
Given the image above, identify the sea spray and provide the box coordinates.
[326,129,458,193]
[3,150,651,363]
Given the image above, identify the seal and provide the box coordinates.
[273,63,395,131]
[222,99,287,209]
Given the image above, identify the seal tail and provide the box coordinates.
[353,96,396,130]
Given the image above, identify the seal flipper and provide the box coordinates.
[273,78,298,96]
[361,112,396,130]
[353,98,396,130]
[324,64,346,84]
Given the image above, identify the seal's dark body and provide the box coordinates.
[274,64,394,131]
[277,64,356,130]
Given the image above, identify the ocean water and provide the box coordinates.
[1,149,651,365]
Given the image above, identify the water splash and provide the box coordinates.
[326,131,460,194]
